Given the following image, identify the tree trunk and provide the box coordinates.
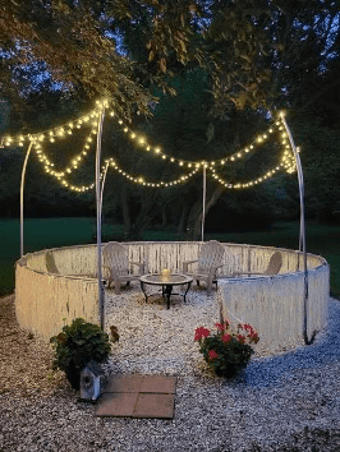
[177,202,189,234]
[125,193,159,240]
[162,207,167,228]
[192,188,223,240]
[120,184,131,239]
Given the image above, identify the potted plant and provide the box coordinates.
[194,318,259,378]
[50,318,112,390]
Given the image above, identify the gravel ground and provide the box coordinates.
[1,287,340,452]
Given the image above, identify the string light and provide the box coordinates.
[107,158,200,187]
[207,113,297,189]
[1,96,299,193]
[105,99,290,168]
[209,163,286,189]
[32,124,98,178]
[1,104,103,147]
[34,142,98,192]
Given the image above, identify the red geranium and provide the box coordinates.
[194,326,210,341]
[194,319,260,378]
[236,334,246,344]
[208,350,218,360]
[221,334,232,343]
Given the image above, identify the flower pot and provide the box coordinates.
[65,362,81,390]
[215,365,238,378]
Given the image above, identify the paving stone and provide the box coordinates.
[140,375,176,394]
[95,392,138,417]
[95,374,177,418]
[103,374,143,393]
[133,393,175,419]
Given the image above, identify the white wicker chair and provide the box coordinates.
[182,240,225,295]
[102,242,146,294]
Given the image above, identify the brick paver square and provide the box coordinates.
[103,374,143,393]
[95,374,176,418]
[140,375,176,394]
[95,392,138,417]
[133,393,175,419]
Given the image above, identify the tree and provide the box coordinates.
[1,0,339,231]
[0,0,286,129]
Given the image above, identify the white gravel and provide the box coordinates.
[1,284,340,452]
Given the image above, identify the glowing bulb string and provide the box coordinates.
[2,97,292,175]
[205,115,298,189]
[106,158,200,187]
[35,114,298,193]
[7,96,299,193]
[208,162,287,189]
[32,124,98,178]
[1,106,102,148]
[105,100,290,168]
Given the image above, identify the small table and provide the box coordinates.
[139,274,193,309]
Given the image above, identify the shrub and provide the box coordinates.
[50,318,112,389]
[194,318,259,378]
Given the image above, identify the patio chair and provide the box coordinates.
[45,251,59,274]
[182,240,225,295]
[231,251,282,277]
[102,242,146,294]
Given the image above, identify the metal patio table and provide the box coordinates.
[139,273,193,309]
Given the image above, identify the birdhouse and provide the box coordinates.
[80,360,102,401]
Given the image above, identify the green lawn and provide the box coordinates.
[1,218,339,298]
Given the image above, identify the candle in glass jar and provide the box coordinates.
[161,268,170,279]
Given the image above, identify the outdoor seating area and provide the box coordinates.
[15,240,329,356]
[182,240,226,294]
[102,239,227,298]
[102,241,147,294]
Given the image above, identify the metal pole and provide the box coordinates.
[281,114,313,344]
[201,164,207,242]
[96,107,106,331]
[20,140,33,258]
[100,160,110,214]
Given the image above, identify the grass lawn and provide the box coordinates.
[1,217,339,298]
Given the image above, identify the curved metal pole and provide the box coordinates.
[100,160,110,214]
[201,164,207,242]
[96,107,106,330]
[281,114,314,345]
[20,140,33,258]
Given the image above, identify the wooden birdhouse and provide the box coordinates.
[80,360,102,401]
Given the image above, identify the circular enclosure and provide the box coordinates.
[15,241,329,355]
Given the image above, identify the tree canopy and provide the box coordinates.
[0,0,292,128]
[1,0,340,235]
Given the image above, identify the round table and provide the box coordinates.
[139,274,193,309]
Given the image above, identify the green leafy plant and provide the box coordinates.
[194,318,259,378]
[50,318,112,389]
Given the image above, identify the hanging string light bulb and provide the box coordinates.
[104,99,291,169]
[107,158,200,187]
[0,104,102,147]
[2,96,300,195]
[32,124,98,178]
[207,111,297,189]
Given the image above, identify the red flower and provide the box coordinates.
[208,350,218,360]
[194,326,210,341]
[215,322,224,331]
[250,332,259,343]
[236,334,246,344]
[221,334,232,343]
